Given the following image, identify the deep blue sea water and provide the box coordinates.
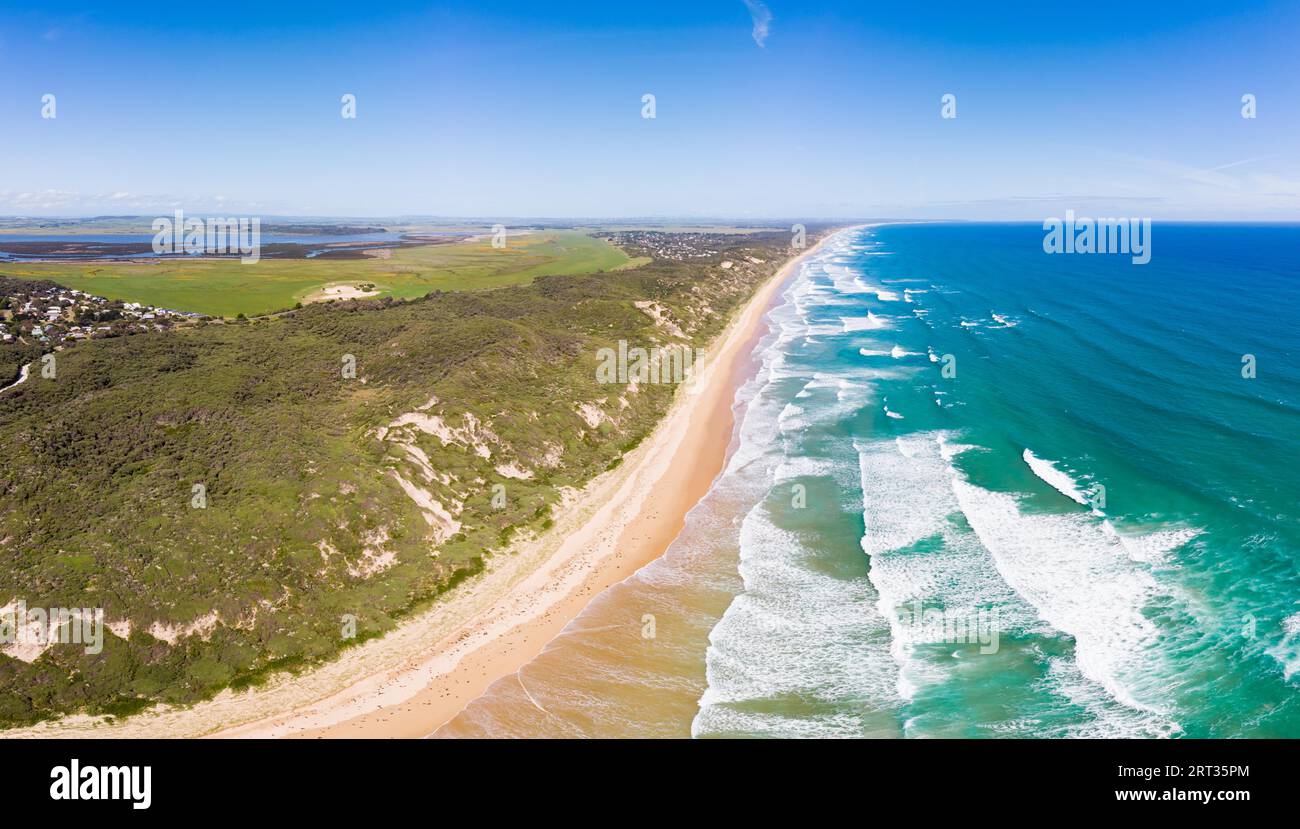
[694,223,1300,737]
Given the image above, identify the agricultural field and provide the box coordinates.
[1,231,638,319]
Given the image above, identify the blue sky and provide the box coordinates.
[1,0,1297,219]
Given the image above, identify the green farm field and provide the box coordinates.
[1,231,643,318]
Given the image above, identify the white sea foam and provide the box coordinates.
[694,504,898,736]
[1267,612,1300,681]
[857,429,1186,732]
[1022,449,1091,507]
[1041,657,1181,738]
[841,312,889,332]
[785,373,875,424]
[1022,451,1200,564]
[949,474,1177,723]
[799,322,850,337]
[860,345,919,359]
[773,456,836,482]
[832,274,868,294]
[856,434,1032,701]
[777,402,806,433]
[936,434,972,461]
[836,381,869,405]
[1104,523,1200,564]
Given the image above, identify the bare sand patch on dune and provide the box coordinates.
[302,283,381,304]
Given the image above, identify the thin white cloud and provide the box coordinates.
[742,0,772,48]
[0,190,286,214]
[1205,155,1274,173]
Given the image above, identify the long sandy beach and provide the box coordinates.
[3,231,840,739]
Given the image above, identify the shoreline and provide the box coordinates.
[1,229,845,739]
[226,229,846,739]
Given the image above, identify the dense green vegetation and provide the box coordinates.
[0,232,792,727]
[4,231,634,318]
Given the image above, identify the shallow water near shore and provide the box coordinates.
[438,223,1300,738]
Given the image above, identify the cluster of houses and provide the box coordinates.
[0,281,200,349]
[597,231,731,261]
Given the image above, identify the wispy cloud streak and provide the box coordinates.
[742,0,772,47]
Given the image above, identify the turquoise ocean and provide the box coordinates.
[440,223,1300,738]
